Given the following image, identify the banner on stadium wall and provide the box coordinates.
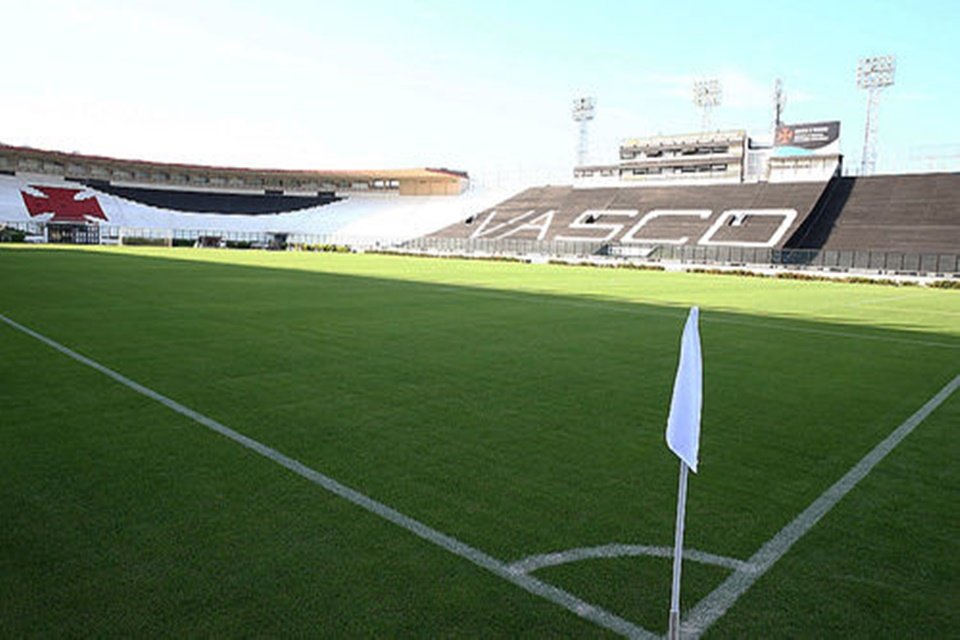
[775,121,840,153]
[0,175,492,239]
[0,175,339,233]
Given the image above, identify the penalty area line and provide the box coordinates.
[682,372,960,639]
[0,312,656,640]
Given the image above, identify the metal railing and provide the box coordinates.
[643,243,960,274]
[2,220,958,275]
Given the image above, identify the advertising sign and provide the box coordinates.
[775,121,840,150]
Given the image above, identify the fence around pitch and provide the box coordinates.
[2,220,958,275]
[399,237,960,274]
[647,243,960,273]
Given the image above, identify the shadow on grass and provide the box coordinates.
[1,245,958,637]
[7,244,960,340]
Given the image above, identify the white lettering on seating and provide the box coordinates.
[471,207,802,246]
[697,209,798,247]
[555,209,639,242]
[620,209,712,245]
[469,209,537,239]
[494,210,556,241]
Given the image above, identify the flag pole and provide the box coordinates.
[668,459,690,640]
[664,306,701,640]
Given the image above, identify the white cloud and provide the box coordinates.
[716,70,770,109]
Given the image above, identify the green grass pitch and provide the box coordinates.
[1,245,957,637]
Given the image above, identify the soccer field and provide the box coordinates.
[1,246,957,638]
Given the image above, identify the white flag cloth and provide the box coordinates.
[666,307,702,473]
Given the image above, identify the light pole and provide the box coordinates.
[857,55,896,175]
[693,79,722,132]
[572,96,596,167]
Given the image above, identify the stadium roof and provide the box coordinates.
[0,143,468,188]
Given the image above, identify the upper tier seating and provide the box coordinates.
[81,181,340,214]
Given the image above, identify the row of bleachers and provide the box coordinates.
[0,175,503,240]
[80,181,340,214]
[784,173,960,254]
[431,182,828,249]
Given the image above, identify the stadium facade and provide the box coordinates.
[0,144,483,244]
[573,122,841,188]
[1,125,958,275]
[428,120,960,273]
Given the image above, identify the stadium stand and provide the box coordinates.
[0,144,480,241]
[331,188,518,240]
[432,181,828,249]
[77,180,340,214]
[784,173,960,254]
[3,142,957,268]
[0,173,509,244]
[0,144,468,198]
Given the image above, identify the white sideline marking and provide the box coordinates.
[0,313,656,640]
[681,373,960,639]
[5,309,955,638]
[508,543,756,575]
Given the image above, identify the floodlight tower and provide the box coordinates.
[693,79,722,131]
[572,96,596,167]
[857,55,896,175]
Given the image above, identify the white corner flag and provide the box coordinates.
[665,306,702,640]
[666,306,702,473]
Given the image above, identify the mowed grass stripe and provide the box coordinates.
[703,389,960,638]
[0,317,618,638]
[504,373,960,635]
[7,246,960,339]
[2,246,958,636]
[0,311,654,639]
[6,249,950,561]
[684,373,960,638]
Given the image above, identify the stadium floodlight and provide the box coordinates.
[572,96,596,167]
[857,55,896,175]
[857,55,896,89]
[693,79,722,132]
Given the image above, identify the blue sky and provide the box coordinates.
[1,0,957,177]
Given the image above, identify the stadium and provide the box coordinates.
[3,120,959,275]
[1,3,958,639]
